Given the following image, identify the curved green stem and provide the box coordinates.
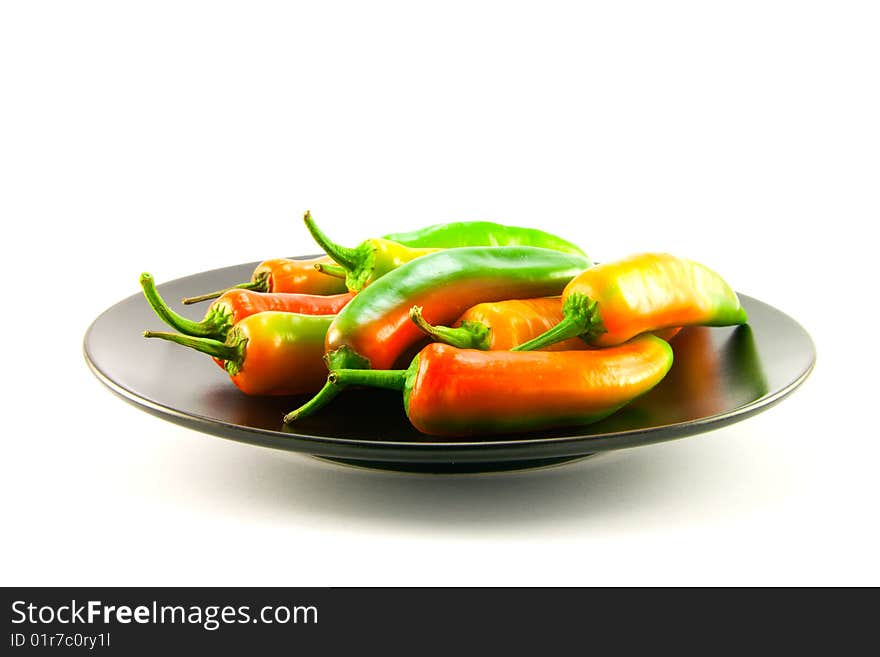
[282,368,408,424]
[283,379,342,423]
[511,292,605,351]
[314,262,348,279]
[181,271,270,305]
[409,306,491,350]
[140,273,227,338]
[302,211,359,270]
[143,330,243,367]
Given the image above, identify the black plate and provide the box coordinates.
[84,258,815,473]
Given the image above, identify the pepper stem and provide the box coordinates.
[283,379,341,423]
[511,292,606,351]
[181,271,270,305]
[314,262,348,279]
[302,211,359,270]
[282,368,408,424]
[143,330,243,366]
[140,273,226,338]
[329,368,408,390]
[409,306,491,350]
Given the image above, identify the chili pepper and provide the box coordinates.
[512,253,747,351]
[140,272,353,341]
[409,300,682,351]
[143,311,332,396]
[181,256,348,305]
[409,298,588,351]
[382,220,587,256]
[287,337,673,435]
[282,246,592,422]
[304,211,441,292]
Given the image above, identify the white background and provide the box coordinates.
[2,1,878,586]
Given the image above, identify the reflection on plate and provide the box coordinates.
[84,258,815,473]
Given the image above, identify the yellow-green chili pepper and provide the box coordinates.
[513,253,747,351]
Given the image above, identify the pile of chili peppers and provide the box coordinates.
[141,212,747,437]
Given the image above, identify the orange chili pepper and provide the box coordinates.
[410,298,588,351]
[181,256,348,305]
[409,299,681,351]
[143,311,333,396]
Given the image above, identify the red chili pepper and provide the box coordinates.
[141,272,352,341]
[181,256,348,305]
[296,337,673,436]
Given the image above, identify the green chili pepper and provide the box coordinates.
[304,212,588,292]
[382,220,587,255]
